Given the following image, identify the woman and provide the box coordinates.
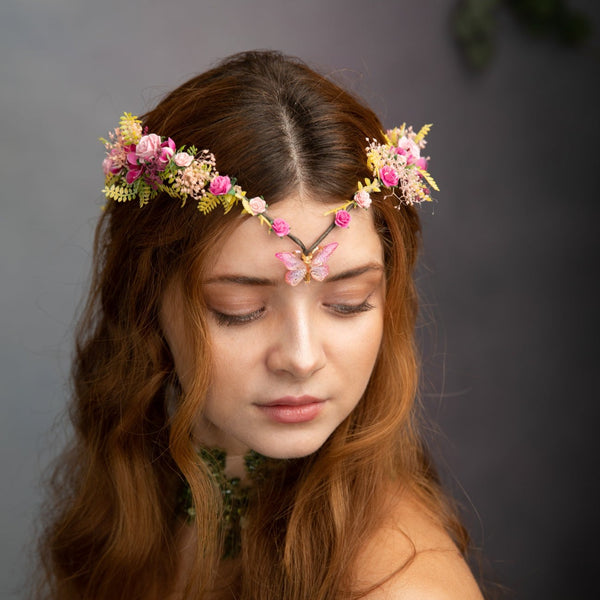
[37,50,484,599]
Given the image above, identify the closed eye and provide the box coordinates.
[324,298,375,316]
[211,307,266,327]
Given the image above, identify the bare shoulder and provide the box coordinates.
[353,489,484,600]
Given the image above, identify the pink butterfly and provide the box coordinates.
[275,242,339,286]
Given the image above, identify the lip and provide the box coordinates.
[256,396,325,423]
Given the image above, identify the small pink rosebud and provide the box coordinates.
[353,189,372,209]
[248,197,267,215]
[173,152,194,167]
[209,175,232,196]
[334,209,351,228]
[135,133,162,161]
[271,218,290,237]
[379,166,399,188]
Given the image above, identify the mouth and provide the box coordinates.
[256,396,325,423]
[260,395,324,407]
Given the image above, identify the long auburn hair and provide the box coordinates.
[36,50,468,599]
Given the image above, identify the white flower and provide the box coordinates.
[353,189,372,209]
[173,152,194,167]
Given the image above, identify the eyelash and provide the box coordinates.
[211,298,375,326]
[325,299,375,316]
[212,307,266,327]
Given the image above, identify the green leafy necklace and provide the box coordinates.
[179,447,268,559]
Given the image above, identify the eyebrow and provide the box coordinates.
[204,263,384,286]
[203,275,276,286]
[327,263,384,282]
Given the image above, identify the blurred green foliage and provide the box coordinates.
[454,0,593,70]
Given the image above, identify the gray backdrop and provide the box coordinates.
[2,1,599,598]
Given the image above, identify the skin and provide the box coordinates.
[161,192,386,465]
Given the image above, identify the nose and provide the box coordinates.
[266,306,326,379]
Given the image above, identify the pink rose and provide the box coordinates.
[353,189,372,209]
[379,166,399,187]
[396,136,420,159]
[414,156,428,170]
[271,218,290,237]
[209,175,232,196]
[173,152,194,167]
[248,197,267,214]
[158,138,176,163]
[334,209,351,228]
[135,133,162,161]
[109,160,122,175]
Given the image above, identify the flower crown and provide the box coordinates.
[101,113,438,283]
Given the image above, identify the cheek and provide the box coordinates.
[331,313,384,383]
[206,327,258,391]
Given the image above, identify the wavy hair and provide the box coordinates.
[36,50,468,600]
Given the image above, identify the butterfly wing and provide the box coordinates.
[309,242,338,282]
[285,268,307,286]
[275,251,307,286]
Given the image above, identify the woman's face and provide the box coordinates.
[161,193,385,459]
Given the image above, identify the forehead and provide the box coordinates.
[208,195,383,279]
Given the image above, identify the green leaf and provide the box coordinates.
[197,193,220,214]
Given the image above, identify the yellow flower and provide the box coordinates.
[119,113,143,145]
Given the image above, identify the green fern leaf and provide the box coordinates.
[102,184,137,203]
[221,192,240,214]
[157,183,182,199]
[138,185,151,207]
[414,124,432,144]
[418,168,440,192]
[197,193,220,214]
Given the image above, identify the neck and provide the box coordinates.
[192,418,250,480]
[225,452,251,483]
[179,447,271,559]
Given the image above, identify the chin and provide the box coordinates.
[249,431,331,460]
